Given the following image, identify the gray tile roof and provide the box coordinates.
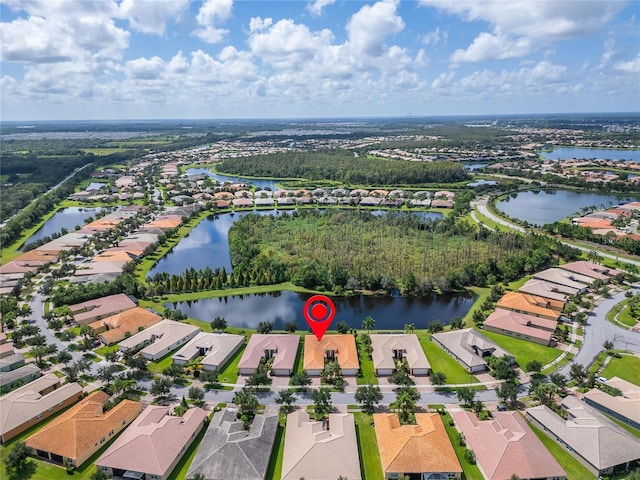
[186,410,278,480]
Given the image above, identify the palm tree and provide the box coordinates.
[404,323,415,334]
[362,316,375,334]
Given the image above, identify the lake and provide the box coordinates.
[148,209,444,276]
[540,147,640,161]
[169,290,474,330]
[186,167,280,190]
[22,207,109,248]
[497,190,638,226]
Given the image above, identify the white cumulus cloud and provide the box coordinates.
[308,0,336,16]
[118,0,189,36]
[615,53,640,73]
[193,0,233,44]
[346,0,405,56]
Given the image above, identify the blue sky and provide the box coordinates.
[1,0,639,120]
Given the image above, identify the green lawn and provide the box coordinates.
[148,350,179,374]
[265,422,286,480]
[94,344,119,357]
[463,286,489,326]
[218,344,246,384]
[356,337,378,385]
[416,331,480,384]
[478,328,562,368]
[430,406,484,480]
[600,354,640,385]
[528,421,596,480]
[354,412,384,480]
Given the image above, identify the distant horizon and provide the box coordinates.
[2,111,639,125]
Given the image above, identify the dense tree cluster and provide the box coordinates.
[216,150,469,185]
[542,221,640,256]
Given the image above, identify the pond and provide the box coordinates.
[85,182,107,191]
[496,190,638,226]
[22,207,110,248]
[463,163,488,171]
[169,290,474,330]
[186,167,280,190]
[148,209,444,276]
[540,147,640,162]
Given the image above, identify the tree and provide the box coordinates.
[189,386,205,404]
[392,386,420,424]
[603,340,614,351]
[569,363,587,384]
[211,316,228,332]
[291,371,312,389]
[492,355,518,381]
[90,468,110,480]
[336,321,349,334]
[403,323,415,334]
[97,364,118,387]
[113,378,136,398]
[361,316,375,334]
[257,321,273,334]
[56,350,73,366]
[284,321,298,333]
[311,387,333,420]
[4,442,30,474]
[457,387,476,408]
[162,364,184,382]
[449,317,465,330]
[321,360,344,388]
[104,350,118,364]
[233,388,259,425]
[549,372,567,395]
[497,380,519,406]
[31,345,49,367]
[354,385,383,414]
[151,377,172,397]
[275,389,296,414]
[427,320,444,334]
[389,363,415,387]
[431,371,447,386]
[246,368,271,388]
[200,369,219,386]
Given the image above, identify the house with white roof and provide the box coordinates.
[173,332,244,371]
[118,320,200,360]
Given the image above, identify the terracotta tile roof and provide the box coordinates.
[303,334,359,371]
[25,391,142,462]
[146,215,182,230]
[93,249,137,263]
[93,307,163,345]
[451,409,565,480]
[373,413,461,474]
[496,292,562,320]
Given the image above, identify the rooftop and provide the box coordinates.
[303,334,359,371]
[370,334,430,372]
[238,334,299,372]
[496,291,563,320]
[484,309,556,343]
[118,319,200,355]
[431,328,511,370]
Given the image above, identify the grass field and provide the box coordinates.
[600,354,640,384]
[478,328,562,368]
[528,421,596,480]
[354,412,384,479]
[416,331,480,384]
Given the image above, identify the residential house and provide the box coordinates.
[26,391,142,467]
[526,396,640,477]
[532,268,593,292]
[483,309,557,346]
[496,292,563,321]
[96,405,207,480]
[370,334,430,376]
[118,320,200,361]
[0,363,41,391]
[238,334,299,376]
[93,307,163,345]
[70,293,137,325]
[303,334,359,376]
[186,409,278,480]
[518,279,571,302]
[373,413,462,480]
[451,409,566,480]
[431,328,512,373]
[173,332,244,371]
[0,352,25,372]
[583,377,640,430]
[282,411,362,480]
[559,261,623,283]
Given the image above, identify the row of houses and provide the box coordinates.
[481,261,623,347]
[572,201,640,241]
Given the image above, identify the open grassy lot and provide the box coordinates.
[600,354,640,384]
[478,328,562,368]
[528,421,596,480]
[354,412,384,480]
[416,331,480,384]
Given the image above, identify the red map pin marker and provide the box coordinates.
[303,295,336,341]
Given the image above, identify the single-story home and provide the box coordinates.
[0,363,41,391]
[96,405,207,480]
[518,279,570,302]
[173,332,244,371]
[69,293,137,325]
[583,377,640,430]
[282,411,362,480]
[532,268,592,292]
[559,261,623,282]
[93,307,163,345]
[483,309,557,346]
[431,328,512,373]
[186,409,278,480]
[373,413,461,480]
[0,352,25,372]
[0,374,83,443]
[451,409,566,480]
[118,320,200,361]
[238,334,299,376]
[496,291,563,320]
[303,334,359,376]
[370,334,430,376]
[526,396,640,477]
[26,391,142,468]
